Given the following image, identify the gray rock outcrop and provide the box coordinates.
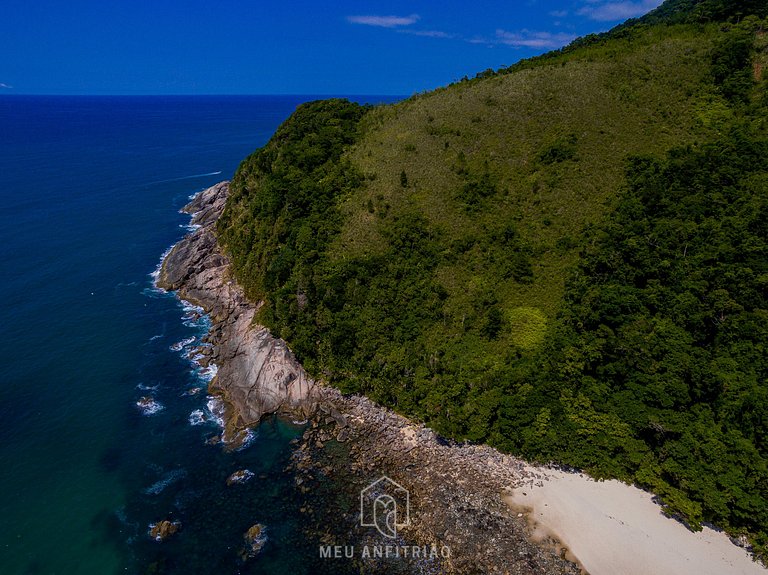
[156,181,580,573]
[157,181,317,444]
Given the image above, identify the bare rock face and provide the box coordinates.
[155,181,580,573]
[157,181,318,445]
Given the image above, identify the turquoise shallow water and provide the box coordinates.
[0,95,397,574]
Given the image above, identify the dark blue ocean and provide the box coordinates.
[0,95,398,574]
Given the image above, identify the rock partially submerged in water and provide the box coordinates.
[136,396,164,415]
[239,523,267,560]
[227,469,255,485]
[148,519,181,542]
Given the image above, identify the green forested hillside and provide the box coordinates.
[218,0,768,556]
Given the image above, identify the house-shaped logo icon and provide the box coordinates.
[360,475,410,539]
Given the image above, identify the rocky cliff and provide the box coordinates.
[157,181,318,443]
[157,181,580,574]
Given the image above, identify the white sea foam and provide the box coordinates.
[227,469,255,484]
[143,468,187,495]
[136,397,164,416]
[234,428,258,451]
[185,177,221,199]
[196,363,218,382]
[149,244,175,290]
[181,301,204,315]
[202,397,257,449]
[142,285,169,299]
[184,316,211,330]
[188,409,206,426]
[148,334,162,342]
[180,301,208,328]
[170,337,196,352]
[136,383,159,391]
[206,396,226,429]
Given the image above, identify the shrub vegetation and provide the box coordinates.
[219,1,768,557]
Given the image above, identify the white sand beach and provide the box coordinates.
[506,467,766,575]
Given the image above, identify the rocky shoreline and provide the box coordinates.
[157,182,582,574]
[157,181,318,444]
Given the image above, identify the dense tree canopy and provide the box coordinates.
[515,123,768,549]
[218,10,768,559]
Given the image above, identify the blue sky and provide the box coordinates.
[0,0,664,95]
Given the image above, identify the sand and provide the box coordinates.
[506,467,766,575]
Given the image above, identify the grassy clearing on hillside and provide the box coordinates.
[218,8,768,558]
[338,25,720,323]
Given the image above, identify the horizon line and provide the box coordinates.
[0,92,409,98]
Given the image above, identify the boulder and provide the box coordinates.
[227,469,255,485]
[148,520,181,542]
[239,523,267,560]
